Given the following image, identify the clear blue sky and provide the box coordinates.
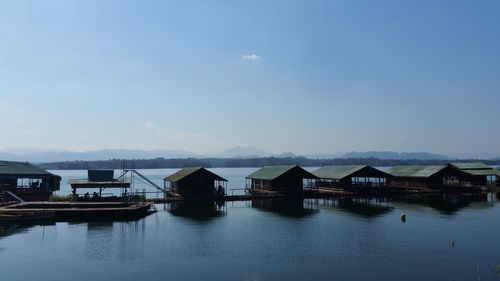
[0,0,499,157]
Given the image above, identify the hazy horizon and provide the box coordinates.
[1,1,499,158]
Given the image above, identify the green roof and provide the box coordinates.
[246,165,317,180]
[0,160,60,178]
[164,167,227,182]
[313,165,367,180]
[461,169,500,176]
[449,162,492,170]
[386,165,446,178]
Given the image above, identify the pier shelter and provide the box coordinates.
[164,167,227,197]
[0,160,61,201]
[386,165,473,190]
[313,165,391,190]
[448,162,500,187]
[246,165,318,193]
[68,170,130,200]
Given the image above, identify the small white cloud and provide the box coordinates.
[142,121,155,129]
[242,54,260,61]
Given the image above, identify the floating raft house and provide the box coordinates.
[0,160,61,201]
[246,165,318,193]
[313,165,391,189]
[448,162,500,187]
[68,170,130,200]
[386,165,481,190]
[164,167,227,197]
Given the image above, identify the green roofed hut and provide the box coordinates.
[245,165,318,194]
[448,162,500,187]
[313,165,392,191]
[386,165,479,191]
[0,160,61,201]
[164,167,227,198]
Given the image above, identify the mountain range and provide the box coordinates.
[0,147,497,163]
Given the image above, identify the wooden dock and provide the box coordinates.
[0,201,155,222]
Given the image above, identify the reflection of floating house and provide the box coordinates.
[68,170,130,200]
[164,167,227,197]
[251,198,318,218]
[168,201,226,220]
[331,197,394,218]
[448,162,500,187]
[392,193,489,215]
[0,160,61,201]
[386,165,474,190]
[313,165,391,190]
[246,165,317,193]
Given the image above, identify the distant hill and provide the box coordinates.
[0,148,485,163]
[342,151,451,160]
[208,146,271,158]
[38,157,500,170]
[276,152,302,158]
[0,149,198,163]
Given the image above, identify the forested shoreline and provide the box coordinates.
[38,157,500,170]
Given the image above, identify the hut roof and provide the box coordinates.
[386,165,446,178]
[449,162,492,170]
[164,167,227,182]
[449,162,500,176]
[0,160,60,178]
[313,165,367,180]
[461,169,500,176]
[246,165,317,180]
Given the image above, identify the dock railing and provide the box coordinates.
[227,188,248,196]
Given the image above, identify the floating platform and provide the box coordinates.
[0,201,155,222]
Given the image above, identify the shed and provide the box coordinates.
[313,165,391,189]
[164,167,227,197]
[448,162,500,187]
[245,165,317,193]
[0,160,61,201]
[386,165,471,189]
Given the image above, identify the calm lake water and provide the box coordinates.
[1,168,500,281]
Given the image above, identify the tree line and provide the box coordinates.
[37,157,500,170]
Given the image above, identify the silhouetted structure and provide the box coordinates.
[313,165,391,190]
[448,162,500,187]
[0,160,61,201]
[164,167,227,197]
[68,170,130,200]
[246,165,318,193]
[386,165,475,190]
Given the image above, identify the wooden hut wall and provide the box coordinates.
[390,177,428,188]
[271,168,310,192]
[174,170,216,195]
[349,166,390,187]
[390,167,473,189]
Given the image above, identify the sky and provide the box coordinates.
[0,0,499,158]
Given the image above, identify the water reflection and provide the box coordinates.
[0,222,55,239]
[168,201,226,221]
[320,197,394,218]
[392,193,491,215]
[251,198,319,218]
[85,222,114,261]
[80,219,147,262]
